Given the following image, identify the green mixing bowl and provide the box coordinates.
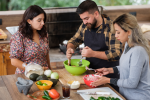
[63,59,90,75]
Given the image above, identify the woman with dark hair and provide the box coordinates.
[91,13,150,99]
[10,5,51,74]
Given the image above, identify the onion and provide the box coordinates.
[51,72,59,79]
[44,70,52,78]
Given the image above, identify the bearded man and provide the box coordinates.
[66,0,122,91]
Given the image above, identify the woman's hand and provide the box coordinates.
[90,76,110,87]
[95,68,110,76]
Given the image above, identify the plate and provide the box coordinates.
[28,90,60,100]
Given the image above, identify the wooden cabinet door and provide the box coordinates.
[4,52,16,75]
[0,52,7,75]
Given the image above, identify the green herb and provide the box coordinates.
[28,94,37,99]
[90,96,96,100]
[90,96,120,100]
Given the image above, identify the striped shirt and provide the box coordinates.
[68,14,122,61]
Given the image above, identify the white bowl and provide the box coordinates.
[67,81,80,89]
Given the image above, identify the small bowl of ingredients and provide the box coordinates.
[83,74,101,88]
[35,80,53,90]
[67,81,80,89]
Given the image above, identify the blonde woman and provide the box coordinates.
[91,13,150,99]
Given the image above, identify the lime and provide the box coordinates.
[42,83,48,86]
[37,81,43,85]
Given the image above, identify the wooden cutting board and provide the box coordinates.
[53,68,86,84]
[0,29,7,40]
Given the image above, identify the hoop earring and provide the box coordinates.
[128,35,130,38]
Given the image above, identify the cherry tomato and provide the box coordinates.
[48,89,59,99]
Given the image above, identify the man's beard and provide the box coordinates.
[86,18,97,29]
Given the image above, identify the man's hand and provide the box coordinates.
[95,68,110,76]
[81,46,94,57]
[66,48,74,59]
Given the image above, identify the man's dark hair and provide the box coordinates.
[76,0,99,14]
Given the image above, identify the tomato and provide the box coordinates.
[48,89,59,99]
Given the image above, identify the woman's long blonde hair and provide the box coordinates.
[112,13,150,57]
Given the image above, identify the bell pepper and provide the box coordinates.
[44,90,49,97]
[42,95,51,100]
[43,89,51,100]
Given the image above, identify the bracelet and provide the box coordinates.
[22,63,27,67]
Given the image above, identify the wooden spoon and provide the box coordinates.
[68,59,71,66]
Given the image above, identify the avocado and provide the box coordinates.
[49,79,58,87]
[29,73,39,81]
[36,74,48,81]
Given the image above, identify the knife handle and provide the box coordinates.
[96,92,110,95]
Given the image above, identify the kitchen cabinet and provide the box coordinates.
[0,52,16,75]
[0,52,7,75]
[0,30,16,75]
[0,48,16,76]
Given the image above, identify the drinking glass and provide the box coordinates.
[62,84,70,98]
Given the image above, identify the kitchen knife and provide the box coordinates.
[76,91,110,95]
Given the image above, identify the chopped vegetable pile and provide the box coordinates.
[90,96,120,100]
[84,74,101,81]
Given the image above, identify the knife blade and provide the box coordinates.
[76,91,110,95]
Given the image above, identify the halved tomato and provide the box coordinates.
[48,89,59,99]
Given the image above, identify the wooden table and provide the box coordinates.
[50,61,64,69]
[0,69,126,100]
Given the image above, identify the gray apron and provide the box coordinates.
[84,16,119,91]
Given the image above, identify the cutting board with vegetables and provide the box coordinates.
[77,87,123,100]
[53,68,86,84]
[0,29,7,40]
